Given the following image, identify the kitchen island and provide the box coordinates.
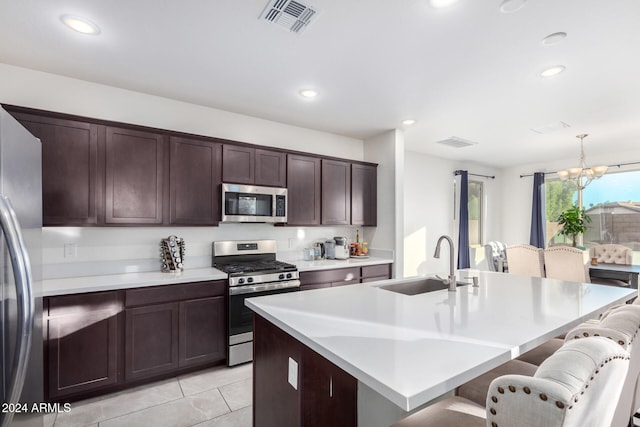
[246,270,636,427]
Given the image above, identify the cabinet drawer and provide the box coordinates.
[361,264,391,279]
[48,291,122,317]
[300,268,360,286]
[361,276,389,283]
[125,281,226,307]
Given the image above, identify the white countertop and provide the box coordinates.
[40,257,393,296]
[293,256,393,272]
[41,268,228,296]
[245,270,637,411]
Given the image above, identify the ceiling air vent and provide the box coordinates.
[530,121,571,134]
[435,137,478,149]
[260,0,319,34]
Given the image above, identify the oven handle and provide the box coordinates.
[229,280,301,295]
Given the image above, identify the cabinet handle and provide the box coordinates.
[329,375,333,398]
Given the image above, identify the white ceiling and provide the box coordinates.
[1,0,639,168]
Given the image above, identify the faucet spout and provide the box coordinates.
[434,235,456,291]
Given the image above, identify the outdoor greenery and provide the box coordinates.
[546,180,577,221]
[557,205,592,247]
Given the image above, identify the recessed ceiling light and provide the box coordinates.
[402,119,416,126]
[299,89,318,99]
[499,0,527,13]
[429,0,459,8]
[541,32,567,46]
[60,15,101,35]
[540,65,566,78]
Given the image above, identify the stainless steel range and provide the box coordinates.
[212,240,300,366]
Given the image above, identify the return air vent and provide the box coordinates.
[260,0,319,34]
[530,121,570,134]
[435,137,478,149]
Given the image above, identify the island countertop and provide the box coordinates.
[246,270,636,411]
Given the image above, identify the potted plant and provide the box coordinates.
[557,205,591,247]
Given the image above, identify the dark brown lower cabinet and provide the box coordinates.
[179,296,225,368]
[125,302,180,381]
[299,264,392,291]
[254,314,357,427]
[45,280,226,402]
[46,291,122,400]
[303,346,357,427]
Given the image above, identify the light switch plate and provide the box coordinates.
[288,357,298,390]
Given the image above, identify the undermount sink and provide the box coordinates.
[379,277,471,296]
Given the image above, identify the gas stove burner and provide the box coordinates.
[214,260,297,275]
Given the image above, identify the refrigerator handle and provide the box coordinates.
[0,196,34,427]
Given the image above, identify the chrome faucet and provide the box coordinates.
[434,235,457,291]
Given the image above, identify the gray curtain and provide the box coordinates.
[529,172,546,248]
[456,170,470,268]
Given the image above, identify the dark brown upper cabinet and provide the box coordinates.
[287,154,321,226]
[222,145,286,187]
[13,113,100,226]
[104,127,166,225]
[321,159,351,225]
[169,137,222,225]
[351,163,377,226]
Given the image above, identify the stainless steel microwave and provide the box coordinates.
[221,183,287,223]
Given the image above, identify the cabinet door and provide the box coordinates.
[222,145,254,184]
[46,292,121,400]
[104,127,166,224]
[255,148,286,187]
[179,296,225,368]
[302,346,357,427]
[125,303,179,381]
[169,137,221,225]
[287,154,321,225]
[254,315,302,427]
[14,114,100,226]
[322,160,351,225]
[351,164,377,226]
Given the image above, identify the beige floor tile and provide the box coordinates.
[179,364,252,396]
[54,379,183,427]
[191,406,252,427]
[219,379,252,411]
[99,388,230,427]
[44,412,57,427]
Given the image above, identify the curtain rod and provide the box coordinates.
[454,170,496,179]
[519,160,640,178]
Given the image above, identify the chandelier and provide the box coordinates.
[557,134,608,189]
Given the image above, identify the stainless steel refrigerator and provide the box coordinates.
[0,108,42,427]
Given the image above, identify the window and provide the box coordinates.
[468,180,483,246]
[545,170,640,261]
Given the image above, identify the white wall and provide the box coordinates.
[364,129,404,277]
[403,151,502,277]
[0,63,376,278]
[0,63,363,160]
[500,147,640,246]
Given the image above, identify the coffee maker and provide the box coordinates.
[333,236,349,259]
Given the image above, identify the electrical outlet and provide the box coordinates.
[64,243,77,258]
[288,238,294,249]
[288,357,298,390]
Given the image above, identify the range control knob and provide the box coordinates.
[247,277,254,283]
[286,273,293,279]
[238,278,245,285]
[279,274,285,280]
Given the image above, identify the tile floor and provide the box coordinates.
[44,363,253,427]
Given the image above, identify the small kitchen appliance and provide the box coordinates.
[221,183,287,223]
[212,240,300,366]
[333,236,349,259]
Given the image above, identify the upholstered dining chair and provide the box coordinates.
[505,244,545,278]
[589,243,633,265]
[391,337,630,427]
[543,246,589,282]
[460,303,640,412]
[485,241,507,272]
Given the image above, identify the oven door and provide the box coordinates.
[228,280,300,365]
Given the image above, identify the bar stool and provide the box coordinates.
[391,337,630,427]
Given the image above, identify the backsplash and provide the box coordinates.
[42,224,378,279]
